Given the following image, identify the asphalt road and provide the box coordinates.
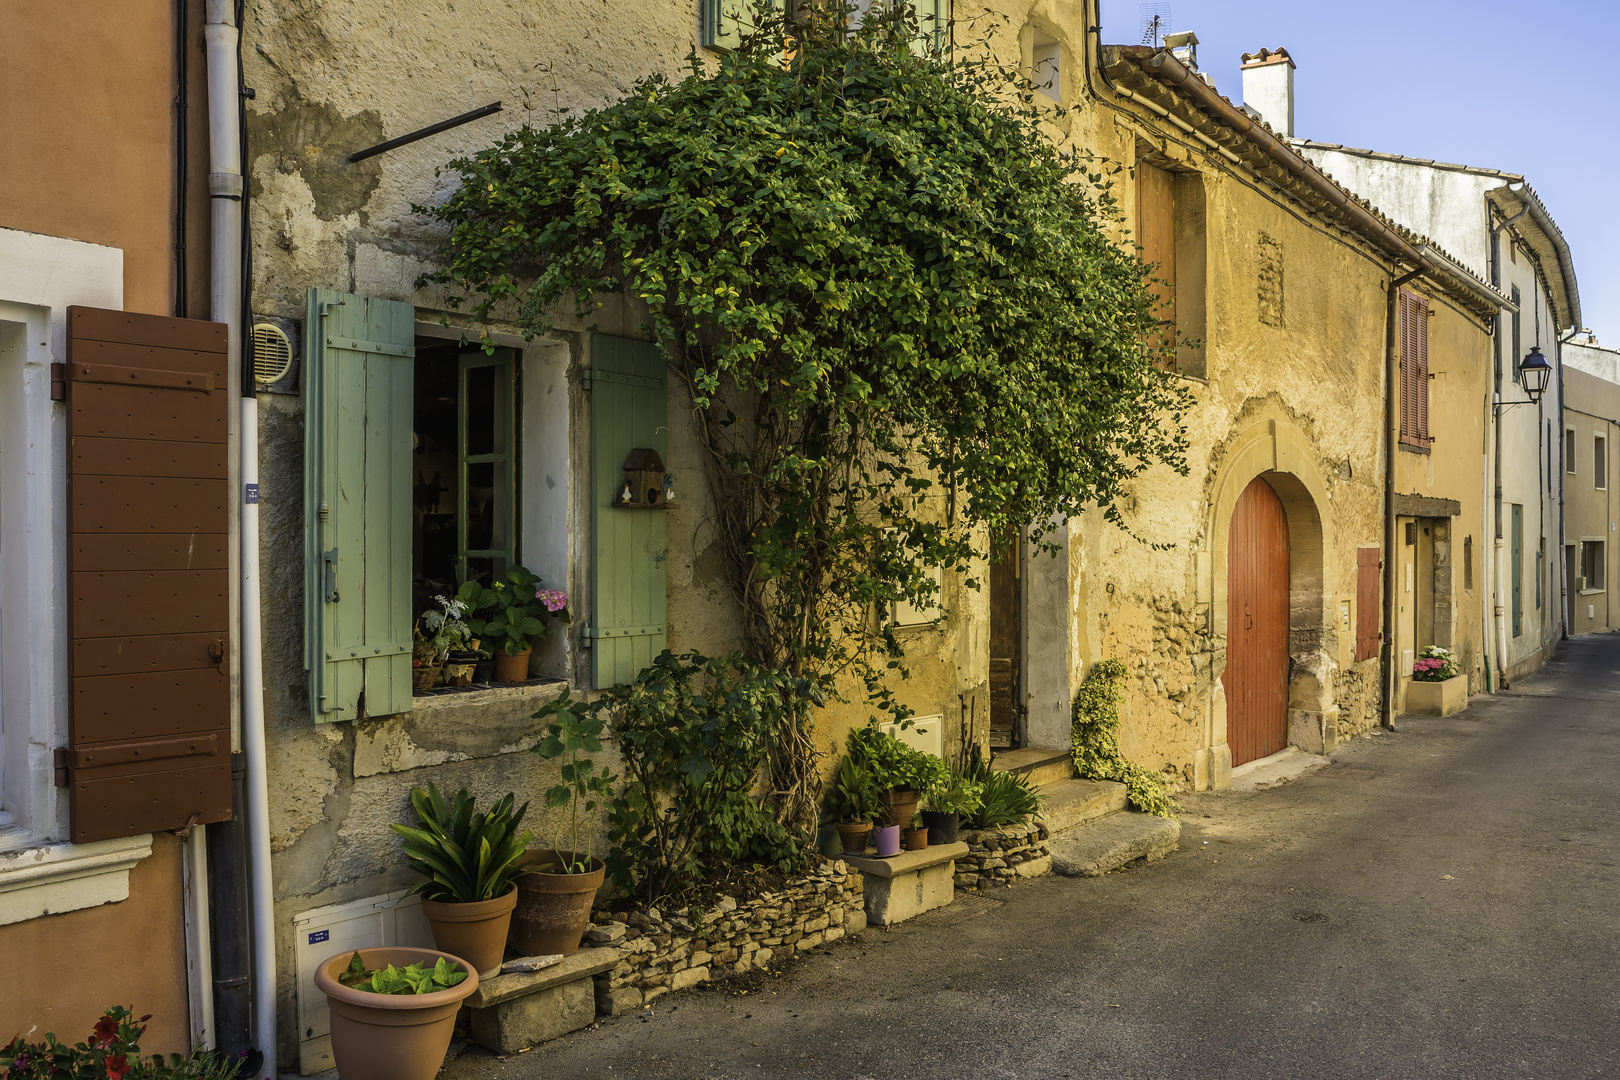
[443,634,1620,1080]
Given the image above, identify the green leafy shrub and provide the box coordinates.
[927,771,984,818]
[1,1007,246,1079]
[390,783,534,902]
[826,755,882,824]
[536,652,815,903]
[844,727,948,796]
[336,951,468,996]
[1071,659,1180,819]
[422,3,1192,838]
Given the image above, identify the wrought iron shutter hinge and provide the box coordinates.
[54,747,69,787]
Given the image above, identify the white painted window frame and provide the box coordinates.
[0,227,152,925]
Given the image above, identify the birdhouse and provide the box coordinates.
[616,448,668,508]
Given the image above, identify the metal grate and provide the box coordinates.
[904,892,1005,929]
[252,322,294,384]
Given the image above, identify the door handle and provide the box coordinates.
[1245,604,1252,630]
[324,547,340,602]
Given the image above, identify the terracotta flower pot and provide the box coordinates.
[493,648,532,683]
[419,885,517,976]
[313,946,478,1080]
[510,849,605,957]
[922,810,959,845]
[836,821,873,857]
[902,825,929,851]
[877,788,920,829]
[873,824,902,857]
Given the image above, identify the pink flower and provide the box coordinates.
[535,589,568,613]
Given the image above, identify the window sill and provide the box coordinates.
[1398,441,1432,456]
[409,677,567,712]
[1580,587,1606,596]
[355,679,568,778]
[0,834,153,927]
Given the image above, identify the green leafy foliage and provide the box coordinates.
[390,782,535,902]
[423,4,1190,836]
[530,691,619,873]
[538,652,814,903]
[469,565,569,656]
[1070,659,1180,819]
[0,1006,246,1079]
[927,771,984,818]
[826,754,882,824]
[964,758,1044,828]
[843,727,948,797]
[337,951,468,996]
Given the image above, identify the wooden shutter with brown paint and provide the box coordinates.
[1355,546,1381,662]
[1137,162,1176,353]
[59,306,232,843]
[1398,290,1431,448]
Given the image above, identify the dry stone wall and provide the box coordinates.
[954,822,1052,890]
[583,860,866,1015]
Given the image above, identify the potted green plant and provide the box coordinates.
[469,566,570,682]
[390,783,533,975]
[517,689,615,955]
[314,947,479,1080]
[966,759,1045,828]
[827,754,881,856]
[846,726,948,832]
[411,594,472,691]
[923,771,983,844]
[902,815,929,851]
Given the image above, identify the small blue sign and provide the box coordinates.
[307,929,329,945]
[245,483,260,504]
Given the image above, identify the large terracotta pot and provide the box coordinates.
[511,849,605,956]
[493,648,532,683]
[314,946,478,1080]
[419,885,517,976]
[877,788,920,828]
[836,821,873,857]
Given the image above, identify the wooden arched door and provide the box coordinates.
[1224,476,1290,766]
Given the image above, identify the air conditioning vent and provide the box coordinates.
[253,322,294,384]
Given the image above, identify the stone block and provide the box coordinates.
[597,985,643,1017]
[644,985,670,1005]
[824,926,843,943]
[1405,674,1467,716]
[671,965,710,991]
[1209,743,1233,790]
[798,931,822,950]
[754,948,774,967]
[804,914,829,933]
[1013,855,1052,878]
[470,975,595,1054]
[860,858,957,926]
[844,908,867,936]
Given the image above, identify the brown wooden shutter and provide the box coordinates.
[1355,546,1381,662]
[1414,293,1430,444]
[1137,162,1176,354]
[1397,291,1415,445]
[59,306,232,843]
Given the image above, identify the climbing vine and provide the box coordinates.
[423,4,1191,841]
[1071,659,1180,819]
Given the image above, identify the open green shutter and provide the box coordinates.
[908,0,947,53]
[589,335,667,688]
[304,288,415,722]
[702,0,779,50]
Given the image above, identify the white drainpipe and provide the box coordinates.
[205,3,277,1077]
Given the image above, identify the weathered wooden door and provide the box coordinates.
[989,533,1021,749]
[1224,477,1289,767]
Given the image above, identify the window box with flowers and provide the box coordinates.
[1405,646,1468,716]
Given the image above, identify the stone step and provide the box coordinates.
[1037,777,1129,834]
[1048,811,1181,877]
[990,746,1073,788]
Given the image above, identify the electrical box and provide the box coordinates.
[293,889,433,1074]
[878,714,944,759]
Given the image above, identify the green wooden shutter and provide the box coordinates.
[588,335,668,688]
[702,0,779,50]
[907,0,947,53]
[304,288,416,722]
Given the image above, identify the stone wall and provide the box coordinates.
[954,822,1051,890]
[583,860,866,1016]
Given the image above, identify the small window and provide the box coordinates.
[1581,540,1606,592]
[1032,31,1060,101]
[1464,535,1474,592]
[1135,160,1208,379]
[1596,435,1608,490]
[1510,285,1522,384]
[1537,537,1545,609]
[1566,427,1578,474]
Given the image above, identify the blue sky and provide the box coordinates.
[1100,0,1619,340]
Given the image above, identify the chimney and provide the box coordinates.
[1163,31,1199,71]
[1240,47,1295,138]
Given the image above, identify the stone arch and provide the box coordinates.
[1201,419,1338,785]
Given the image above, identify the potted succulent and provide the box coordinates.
[827,754,881,856]
[923,770,983,844]
[846,726,948,833]
[469,565,570,682]
[391,783,534,975]
[517,689,615,955]
[314,947,478,1080]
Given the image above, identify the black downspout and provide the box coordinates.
[208,754,254,1061]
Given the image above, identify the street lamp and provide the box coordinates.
[1518,345,1552,403]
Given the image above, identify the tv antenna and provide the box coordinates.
[1139,3,1172,47]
